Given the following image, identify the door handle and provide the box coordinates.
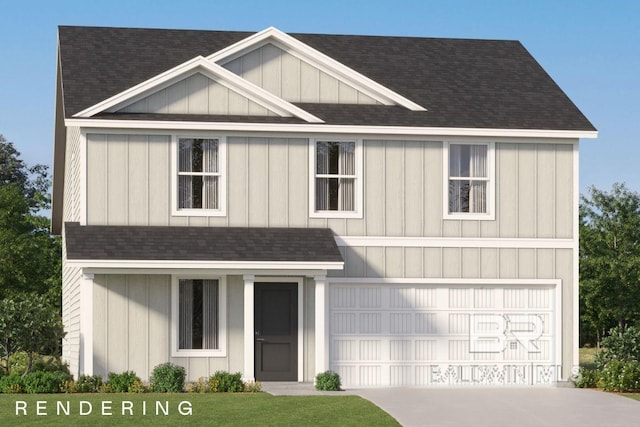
[256,338,265,342]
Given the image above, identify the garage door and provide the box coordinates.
[329,283,560,387]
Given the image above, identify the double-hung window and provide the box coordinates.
[310,140,362,218]
[172,277,226,357]
[445,142,494,219]
[173,137,226,216]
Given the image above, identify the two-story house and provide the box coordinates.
[53,26,596,387]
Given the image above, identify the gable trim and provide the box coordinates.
[73,56,324,123]
[64,118,599,139]
[207,27,427,112]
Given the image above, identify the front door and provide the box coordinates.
[254,282,298,381]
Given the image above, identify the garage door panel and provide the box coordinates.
[330,283,560,387]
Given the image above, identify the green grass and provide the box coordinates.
[622,394,640,402]
[580,347,599,369]
[0,393,400,426]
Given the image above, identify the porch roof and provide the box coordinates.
[64,222,343,269]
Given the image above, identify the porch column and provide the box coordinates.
[243,274,255,382]
[314,275,328,376]
[79,272,94,377]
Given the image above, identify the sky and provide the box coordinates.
[0,0,638,195]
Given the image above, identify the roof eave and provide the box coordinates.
[64,117,598,139]
[51,43,66,236]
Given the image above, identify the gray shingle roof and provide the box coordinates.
[64,222,343,263]
[57,26,595,131]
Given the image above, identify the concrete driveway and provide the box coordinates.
[351,388,640,427]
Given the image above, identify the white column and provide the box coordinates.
[80,272,94,377]
[314,275,328,377]
[243,274,255,382]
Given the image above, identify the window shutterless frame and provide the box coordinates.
[171,275,227,357]
[309,138,363,218]
[171,135,227,217]
[443,141,495,220]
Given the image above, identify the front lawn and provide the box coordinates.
[0,393,400,426]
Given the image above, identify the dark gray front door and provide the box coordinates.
[254,282,298,381]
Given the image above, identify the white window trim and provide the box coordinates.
[171,135,227,217]
[171,275,227,357]
[308,139,363,218]
[443,141,495,220]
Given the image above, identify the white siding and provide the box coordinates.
[119,73,275,116]
[62,126,82,377]
[86,135,575,241]
[224,43,380,104]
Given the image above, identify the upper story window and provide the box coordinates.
[171,276,227,357]
[444,142,495,220]
[172,137,226,216]
[310,140,362,218]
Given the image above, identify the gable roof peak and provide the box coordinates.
[208,26,427,112]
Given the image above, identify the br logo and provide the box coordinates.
[469,314,544,353]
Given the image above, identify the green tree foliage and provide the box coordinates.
[0,135,63,370]
[580,183,640,344]
[0,294,65,375]
[0,135,61,302]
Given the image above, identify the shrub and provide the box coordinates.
[8,352,70,376]
[244,380,262,393]
[599,360,640,392]
[573,368,600,388]
[0,373,24,393]
[595,326,640,368]
[209,371,245,392]
[61,380,77,393]
[98,384,112,393]
[107,371,140,393]
[33,356,70,375]
[129,379,147,393]
[150,363,186,392]
[22,371,71,393]
[76,375,103,393]
[186,377,209,393]
[315,371,341,391]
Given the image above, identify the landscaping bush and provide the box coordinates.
[0,373,23,393]
[150,362,186,392]
[209,371,245,392]
[244,380,262,393]
[107,371,140,393]
[315,370,341,391]
[129,379,147,393]
[76,374,103,393]
[22,370,71,393]
[8,352,70,376]
[61,380,76,393]
[595,326,640,368]
[186,377,209,393]
[599,360,640,392]
[573,368,600,388]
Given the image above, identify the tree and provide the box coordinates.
[580,183,640,345]
[0,135,61,302]
[0,294,65,375]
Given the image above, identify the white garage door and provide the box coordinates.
[329,282,560,387]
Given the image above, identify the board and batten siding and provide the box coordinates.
[62,126,82,378]
[91,274,318,382]
[86,134,575,240]
[224,43,380,105]
[118,73,275,116]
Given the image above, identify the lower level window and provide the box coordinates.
[178,279,219,350]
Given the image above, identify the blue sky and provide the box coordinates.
[1,0,638,194]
